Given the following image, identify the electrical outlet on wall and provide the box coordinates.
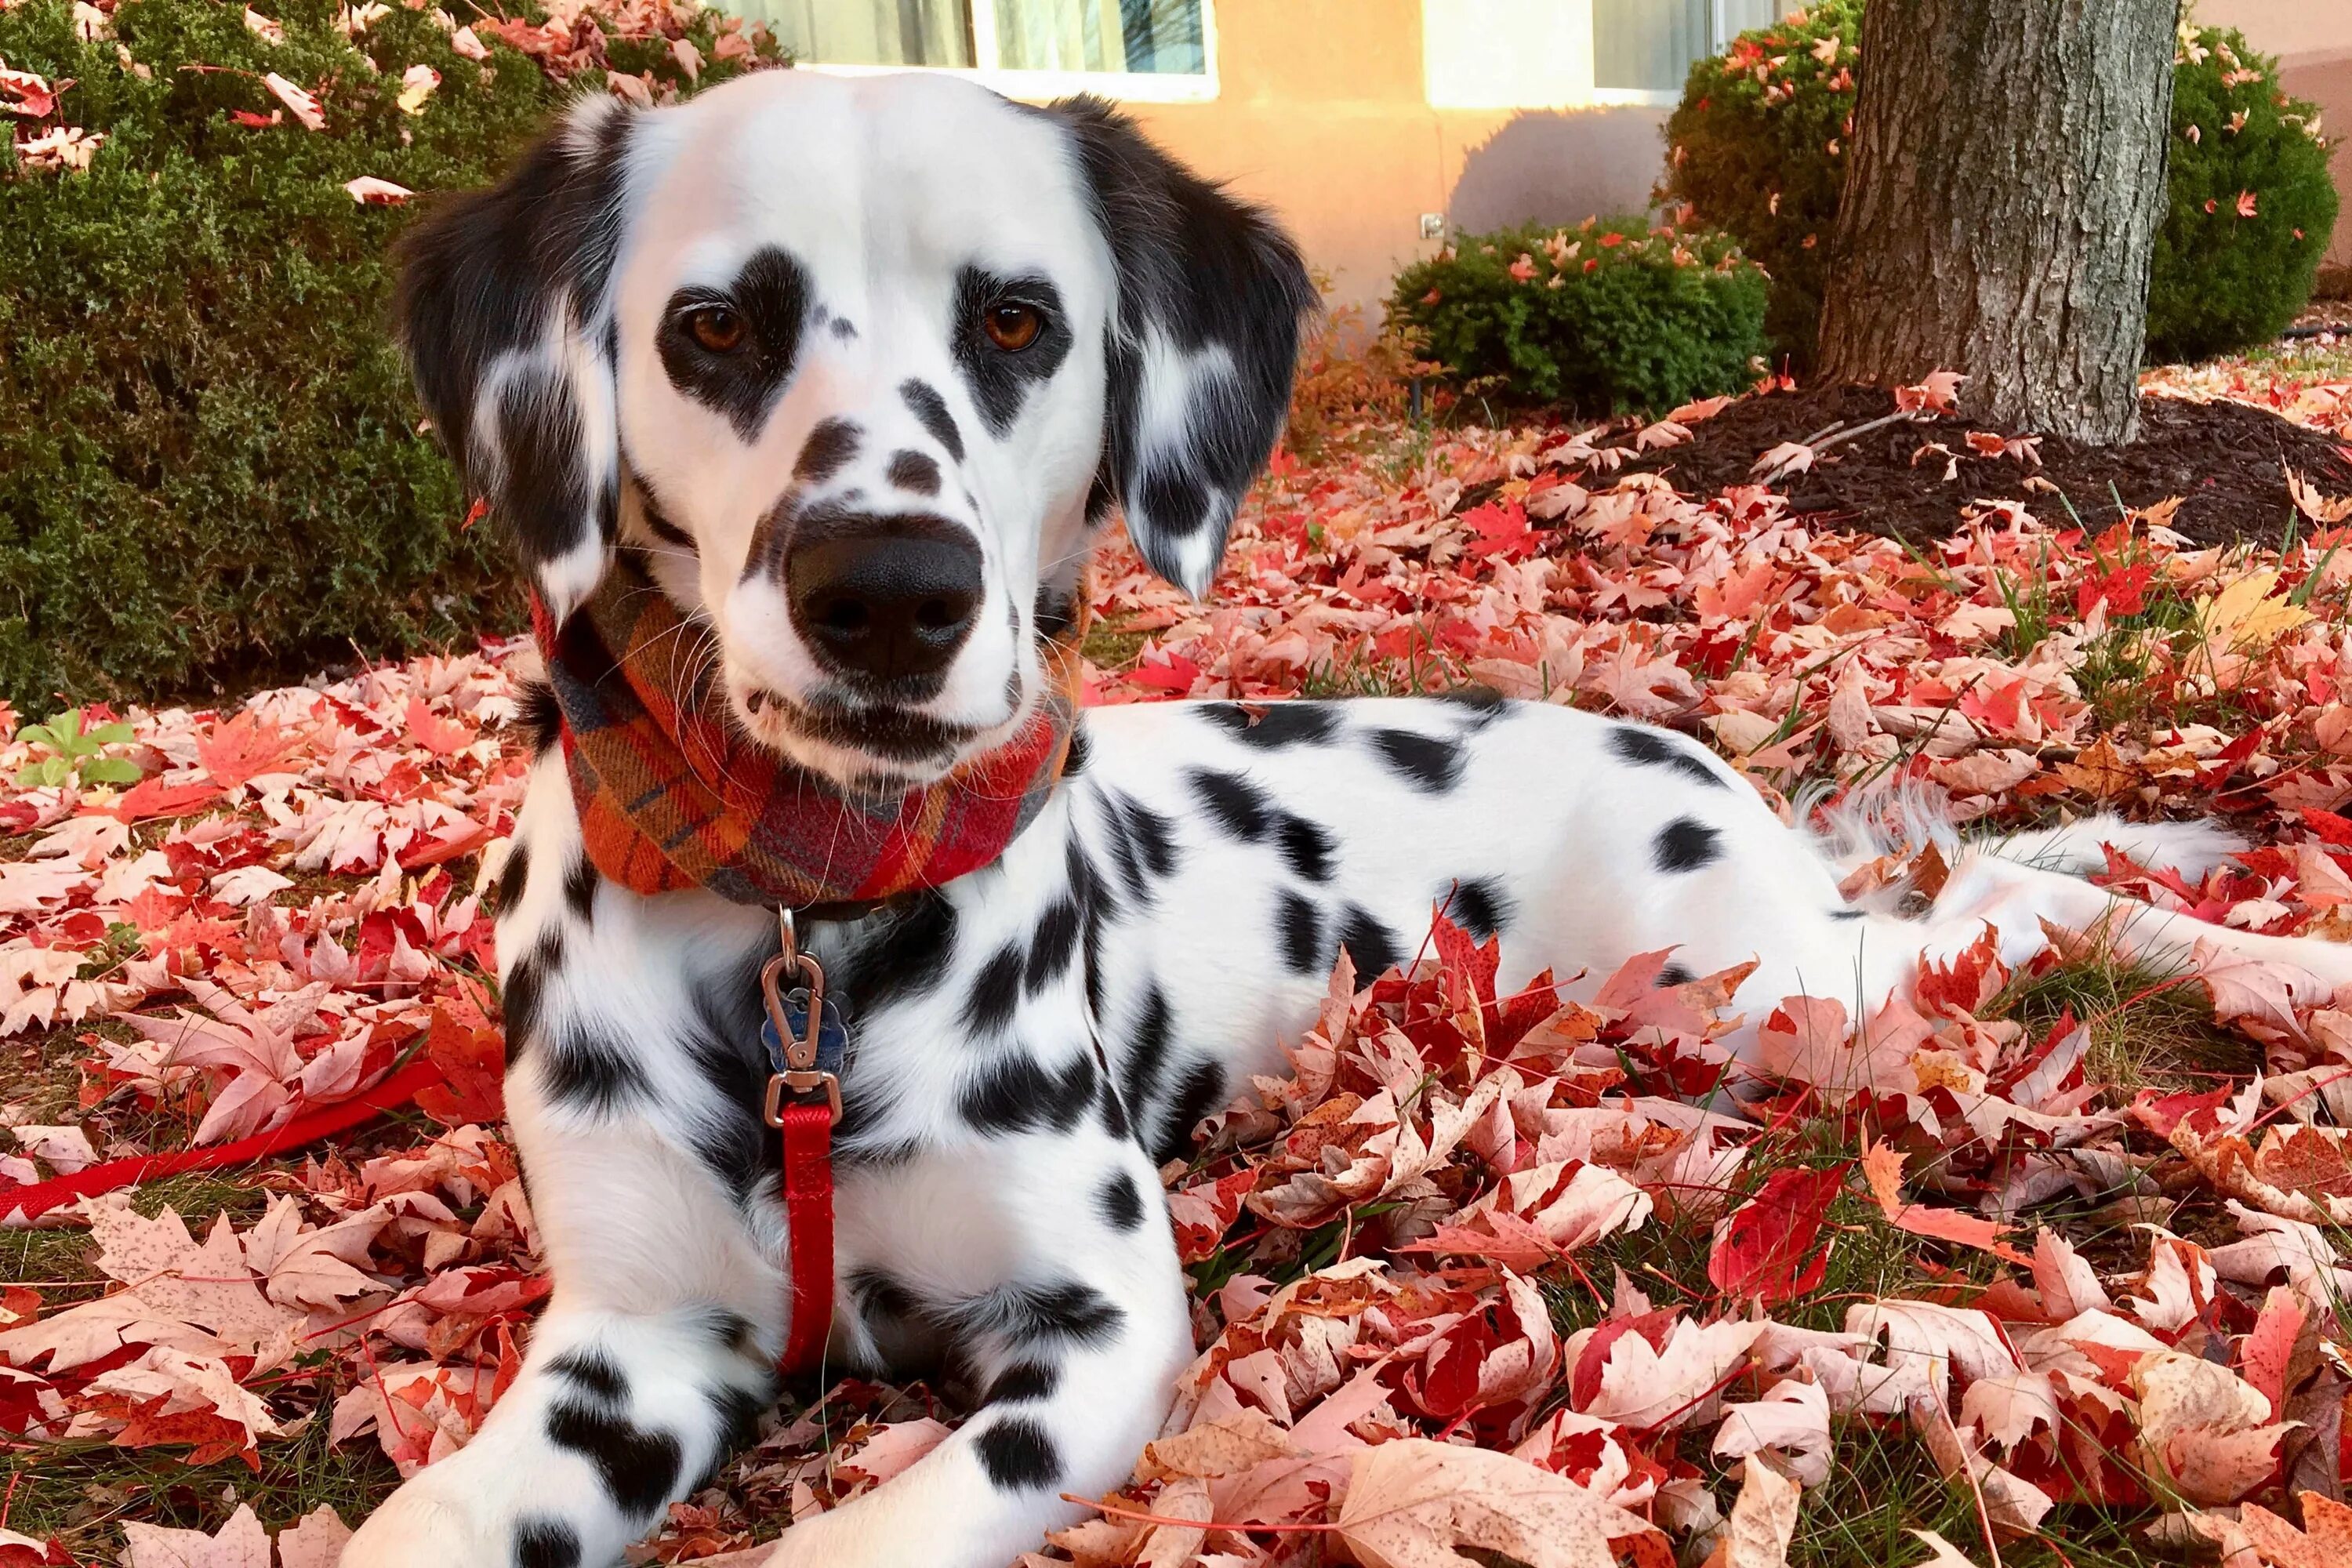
[1419,212,1446,241]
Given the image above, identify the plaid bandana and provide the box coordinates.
[534,557,1083,909]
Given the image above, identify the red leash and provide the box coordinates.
[759,910,843,1378]
[0,1058,446,1224]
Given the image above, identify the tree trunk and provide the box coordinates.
[1815,0,2176,444]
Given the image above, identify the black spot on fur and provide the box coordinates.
[1436,684,1508,724]
[1830,907,1865,921]
[830,315,857,340]
[982,1279,1126,1347]
[1276,814,1337,883]
[1097,1170,1145,1231]
[1610,726,1729,789]
[1191,767,1273,840]
[959,1051,1096,1137]
[1276,891,1326,976]
[1025,898,1083,995]
[794,416,862,484]
[849,1268,924,1325]
[516,679,562,754]
[1098,1078,1131,1141]
[1119,983,1174,1115]
[1062,720,1092,775]
[887,448,942,496]
[1337,904,1402,981]
[704,1381,768,1471]
[953,267,1073,435]
[694,1306,766,1363]
[561,852,597,925]
[983,1361,1062,1404]
[1105,793,1181,900]
[639,499,696,552]
[677,947,773,1199]
[498,933,560,1065]
[656,247,812,440]
[1369,728,1465,793]
[1654,817,1725,873]
[1200,702,1341,749]
[539,1020,653,1114]
[1156,1060,1226,1163]
[975,1417,1062,1490]
[829,893,957,1020]
[964,944,1025,1033]
[495,840,531,911]
[1448,877,1511,942]
[1657,961,1697,987]
[546,1401,681,1519]
[514,1519,581,1568]
[547,1345,627,1402]
[899,378,964,463]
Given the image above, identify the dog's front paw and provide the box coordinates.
[342,1465,511,1568]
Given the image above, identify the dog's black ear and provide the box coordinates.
[1051,96,1316,597]
[397,97,638,624]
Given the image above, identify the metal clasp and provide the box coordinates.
[761,908,840,1127]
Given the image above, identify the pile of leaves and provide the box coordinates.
[8,359,2352,1566]
[0,0,783,713]
[1661,8,2339,365]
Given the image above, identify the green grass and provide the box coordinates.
[0,1396,400,1552]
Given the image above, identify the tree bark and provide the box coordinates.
[1815,0,2177,444]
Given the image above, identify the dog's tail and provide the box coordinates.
[1802,778,2245,913]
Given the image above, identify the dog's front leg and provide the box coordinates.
[348,763,782,1567]
[343,1118,782,1568]
[768,1134,1195,1568]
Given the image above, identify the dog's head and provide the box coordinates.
[397,71,1312,792]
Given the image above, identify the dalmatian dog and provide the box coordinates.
[346,66,2352,1568]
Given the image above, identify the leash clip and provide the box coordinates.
[760,908,841,1127]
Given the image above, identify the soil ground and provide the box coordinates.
[1611,386,2352,547]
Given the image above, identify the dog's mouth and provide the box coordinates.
[734,681,1011,796]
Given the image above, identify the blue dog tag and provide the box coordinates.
[760,987,851,1079]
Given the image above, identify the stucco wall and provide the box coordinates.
[1112,0,2352,311]
[1120,0,1667,314]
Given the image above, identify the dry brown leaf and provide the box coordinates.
[1334,1437,1648,1568]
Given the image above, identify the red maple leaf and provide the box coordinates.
[196,710,296,789]
[414,1001,507,1125]
[1708,1162,1849,1305]
[1459,500,1533,560]
[404,698,477,757]
[2075,562,2152,618]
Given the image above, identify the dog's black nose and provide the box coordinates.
[786,519,983,684]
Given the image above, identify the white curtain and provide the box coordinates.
[761,0,976,67]
[1592,0,1712,91]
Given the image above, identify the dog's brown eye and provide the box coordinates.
[688,306,745,354]
[982,302,1042,352]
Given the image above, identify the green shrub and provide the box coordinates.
[1661,6,2339,367]
[1388,218,1769,415]
[2148,24,2340,360]
[0,0,779,711]
[1657,0,1857,367]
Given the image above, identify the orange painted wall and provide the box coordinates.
[1120,0,1671,314]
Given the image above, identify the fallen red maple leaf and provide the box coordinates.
[1708,1162,1849,1305]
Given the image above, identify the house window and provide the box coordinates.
[1427,0,1792,109]
[757,0,1214,98]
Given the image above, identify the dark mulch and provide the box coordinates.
[1606,386,2352,547]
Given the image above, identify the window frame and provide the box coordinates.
[793,0,1221,103]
